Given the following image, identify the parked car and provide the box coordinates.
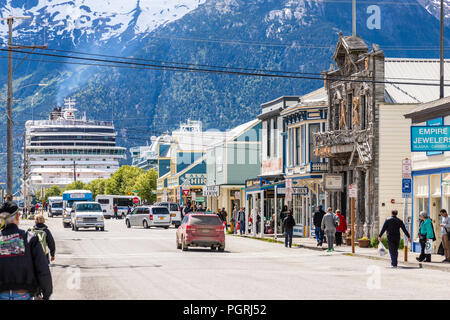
[71,201,105,231]
[125,206,171,229]
[154,202,182,228]
[176,213,225,251]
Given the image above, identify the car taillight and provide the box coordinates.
[171,213,176,217]
[186,225,196,233]
[216,226,224,232]
[149,214,153,220]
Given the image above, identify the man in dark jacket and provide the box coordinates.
[0,201,52,300]
[283,211,296,248]
[378,210,411,268]
[313,205,326,246]
[31,214,56,264]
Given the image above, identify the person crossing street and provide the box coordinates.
[378,210,411,268]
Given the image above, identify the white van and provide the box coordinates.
[48,196,63,217]
[71,201,105,231]
[95,195,141,219]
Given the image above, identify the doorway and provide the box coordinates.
[431,197,442,252]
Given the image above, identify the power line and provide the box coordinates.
[3,48,450,87]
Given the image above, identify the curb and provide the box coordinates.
[232,234,450,273]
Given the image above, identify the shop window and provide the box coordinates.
[309,124,320,163]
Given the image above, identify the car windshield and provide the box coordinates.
[152,207,169,215]
[190,216,222,226]
[76,203,102,212]
[52,202,63,208]
[169,204,179,211]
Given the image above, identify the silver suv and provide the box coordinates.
[125,206,171,229]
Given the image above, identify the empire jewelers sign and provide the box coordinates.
[411,126,450,152]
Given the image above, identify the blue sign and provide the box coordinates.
[411,125,450,152]
[426,118,444,156]
[402,178,412,193]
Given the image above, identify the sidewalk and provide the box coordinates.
[232,233,450,273]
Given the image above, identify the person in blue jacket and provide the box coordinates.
[417,211,436,262]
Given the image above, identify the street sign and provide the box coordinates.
[402,159,412,178]
[402,178,412,198]
[411,125,450,152]
[182,189,190,196]
[176,187,181,200]
[132,197,139,205]
[348,184,358,198]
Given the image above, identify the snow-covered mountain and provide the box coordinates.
[0,0,206,44]
[418,0,450,24]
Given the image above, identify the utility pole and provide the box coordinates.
[22,132,27,211]
[2,16,47,195]
[440,0,445,99]
[352,0,356,36]
[73,160,77,182]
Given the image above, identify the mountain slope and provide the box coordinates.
[1,0,450,193]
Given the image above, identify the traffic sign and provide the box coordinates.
[402,159,412,178]
[182,189,190,196]
[132,197,139,205]
[402,178,412,198]
[348,184,358,198]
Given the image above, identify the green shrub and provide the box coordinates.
[370,236,404,249]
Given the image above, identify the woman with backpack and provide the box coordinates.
[30,214,56,264]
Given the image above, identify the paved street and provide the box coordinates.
[19,216,450,300]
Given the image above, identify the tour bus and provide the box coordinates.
[48,196,63,217]
[62,190,93,228]
[95,195,141,219]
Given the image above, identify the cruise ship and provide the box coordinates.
[24,98,126,194]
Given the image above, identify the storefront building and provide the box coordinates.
[281,87,328,237]
[206,119,261,220]
[404,97,450,253]
[245,96,301,237]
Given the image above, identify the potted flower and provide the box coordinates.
[358,237,370,248]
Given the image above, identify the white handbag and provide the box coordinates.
[424,239,434,254]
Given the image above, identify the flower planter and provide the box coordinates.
[345,238,352,246]
[358,239,370,248]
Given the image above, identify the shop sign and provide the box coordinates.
[277,187,308,195]
[176,187,181,200]
[192,192,197,201]
[245,178,261,188]
[324,174,344,191]
[180,173,206,186]
[411,125,450,152]
[203,186,220,197]
[293,225,304,237]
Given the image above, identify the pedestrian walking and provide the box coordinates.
[313,205,326,246]
[232,206,239,234]
[378,210,411,268]
[321,207,338,252]
[439,209,450,263]
[113,204,119,220]
[283,210,296,248]
[417,211,436,263]
[0,201,53,300]
[30,214,56,264]
[335,209,347,246]
[280,205,289,233]
[238,207,246,235]
[221,208,227,224]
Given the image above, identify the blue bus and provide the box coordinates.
[62,190,93,228]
